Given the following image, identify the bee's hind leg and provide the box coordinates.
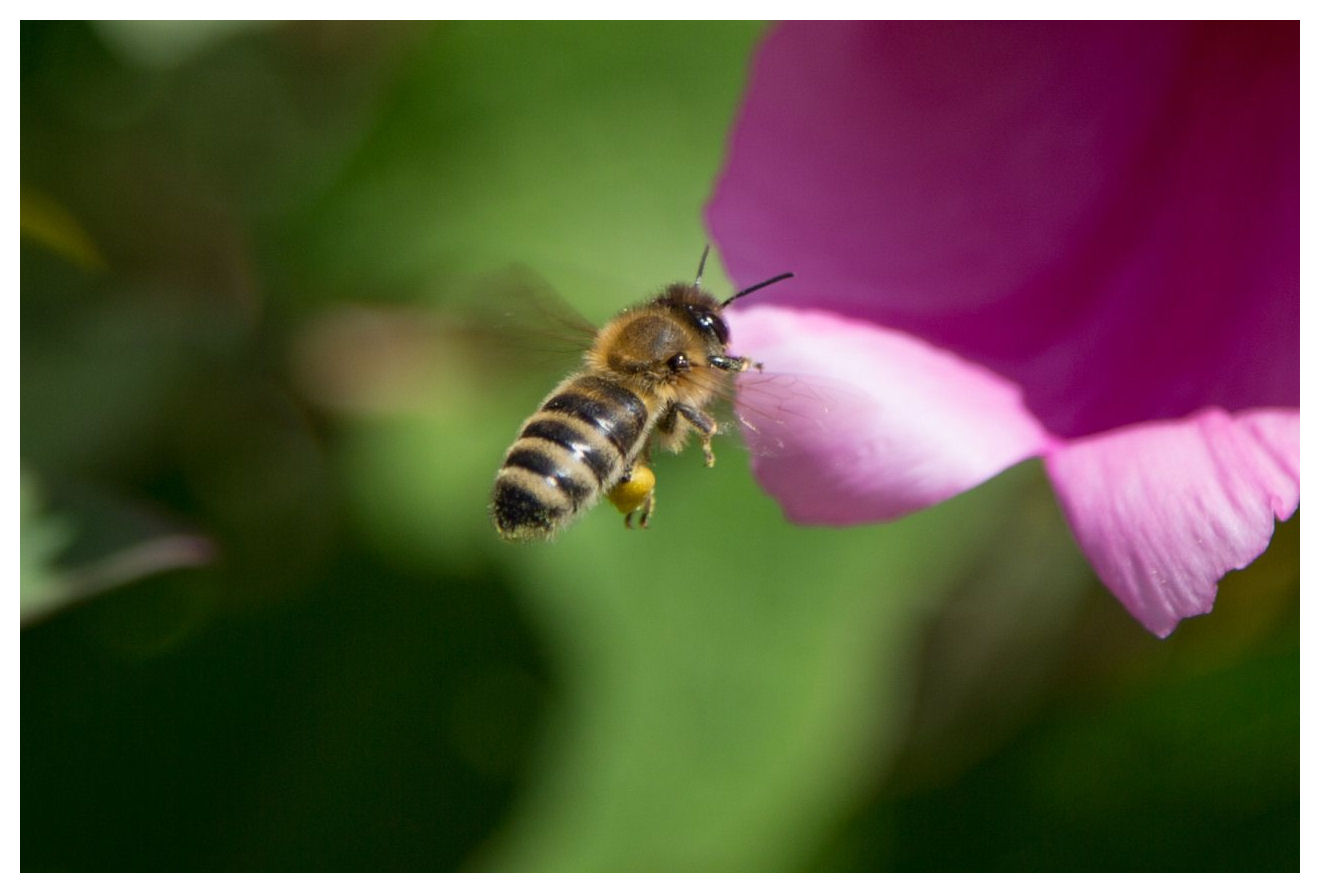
[609,462,657,529]
[625,489,655,529]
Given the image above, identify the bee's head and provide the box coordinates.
[655,246,794,349]
[655,285,731,346]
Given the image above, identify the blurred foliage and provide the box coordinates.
[21,21,1297,871]
[20,472,76,620]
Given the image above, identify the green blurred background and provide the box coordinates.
[20,21,1298,871]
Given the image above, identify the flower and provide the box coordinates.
[706,21,1299,637]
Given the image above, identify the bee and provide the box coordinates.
[491,248,793,541]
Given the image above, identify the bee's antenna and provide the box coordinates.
[723,271,794,307]
[694,245,711,287]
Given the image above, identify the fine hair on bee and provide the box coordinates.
[491,247,793,541]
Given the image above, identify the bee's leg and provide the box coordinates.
[655,405,678,436]
[640,488,654,528]
[609,462,657,529]
[708,354,762,373]
[627,488,655,529]
[674,403,718,467]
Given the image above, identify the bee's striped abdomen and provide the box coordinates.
[492,374,652,540]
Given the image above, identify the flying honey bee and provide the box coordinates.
[491,248,793,541]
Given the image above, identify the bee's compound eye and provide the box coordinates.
[704,314,730,345]
[686,306,731,345]
[667,353,691,373]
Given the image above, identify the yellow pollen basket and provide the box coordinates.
[607,465,656,515]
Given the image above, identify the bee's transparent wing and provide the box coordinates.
[451,265,599,372]
[292,266,598,414]
[724,369,873,460]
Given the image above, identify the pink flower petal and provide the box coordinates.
[706,22,1299,635]
[707,21,1298,439]
[1044,408,1299,637]
[731,305,1049,523]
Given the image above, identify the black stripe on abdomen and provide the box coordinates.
[540,376,648,457]
[503,447,593,507]
[519,418,615,485]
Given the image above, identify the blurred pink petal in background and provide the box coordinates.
[707,21,1299,636]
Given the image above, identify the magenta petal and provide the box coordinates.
[1045,408,1299,637]
[731,305,1049,523]
[708,21,1299,438]
[706,21,1298,635]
